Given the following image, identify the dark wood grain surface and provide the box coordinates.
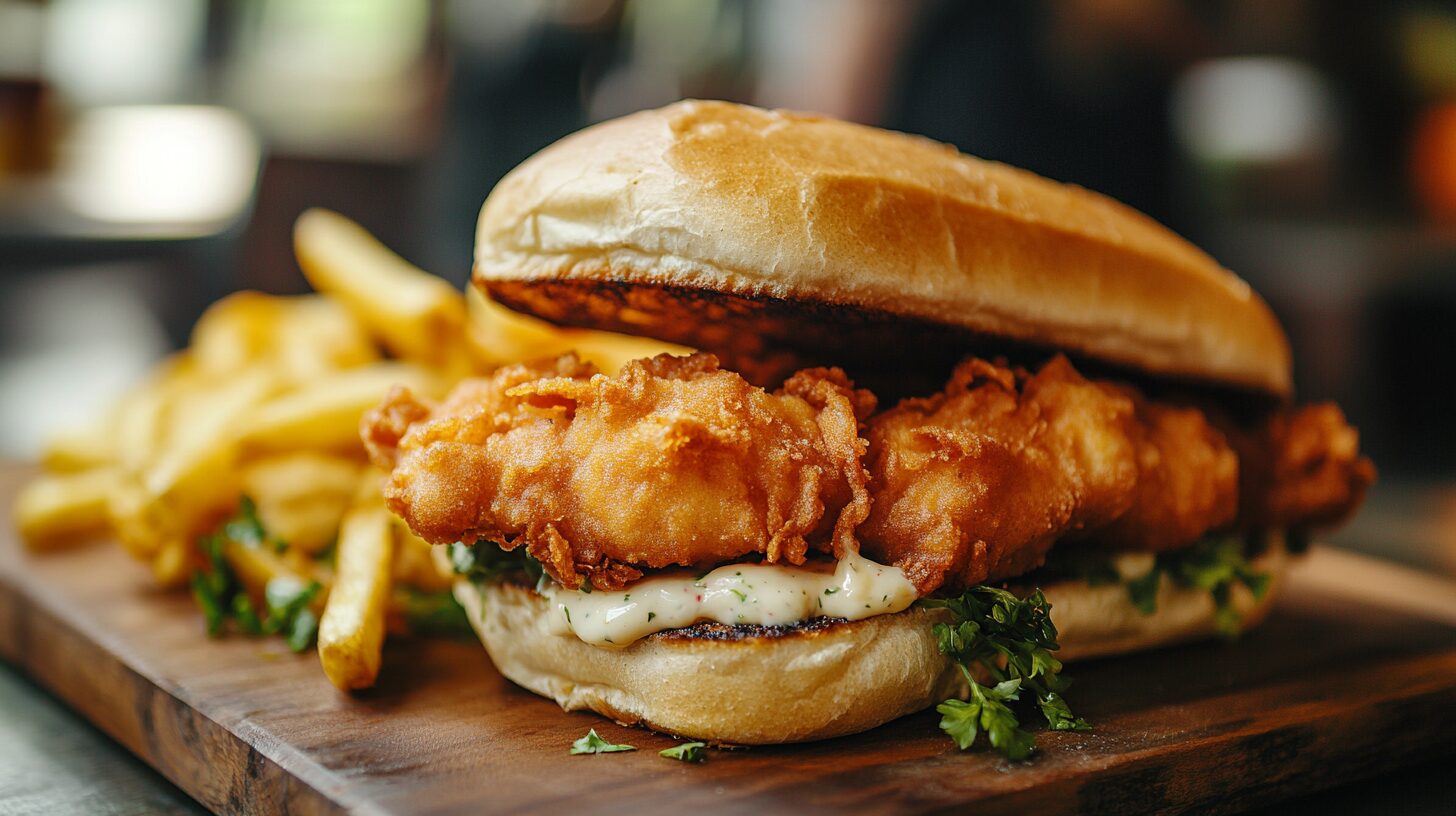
[2,463,1455,815]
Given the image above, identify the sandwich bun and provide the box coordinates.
[454,539,1288,745]
[474,100,1291,397]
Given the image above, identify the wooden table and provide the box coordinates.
[2,463,1455,815]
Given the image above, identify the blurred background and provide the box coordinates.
[2,0,1455,572]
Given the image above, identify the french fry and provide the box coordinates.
[241,453,361,553]
[41,419,118,473]
[318,475,394,690]
[151,538,193,588]
[272,296,379,380]
[193,291,379,381]
[108,476,162,560]
[294,208,471,375]
[13,468,120,549]
[108,367,281,570]
[190,291,280,375]
[113,355,196,473]
[391,520,454,593]
[145,367,281,498]
[224,538,308,601]
[235,363,443,455]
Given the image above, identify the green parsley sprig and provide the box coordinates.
[189,498,321,652]
[569,729,635,754]
[448,540,546,589]
[393,586,473,637]
[223,496,286,553]
[919,586,1089,759]
[1127,536,1271,636]
[659,742,707,763]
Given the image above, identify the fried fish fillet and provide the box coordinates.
[362,352,875,590]
[858,355,1370,593]
[856,355,1232,593]
[1090,396,1241,553]
[1223,402,1375,533]
[364,349,1371,597]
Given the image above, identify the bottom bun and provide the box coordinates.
[455,537,1288,745]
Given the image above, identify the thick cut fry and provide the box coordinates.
[110,367,281,569]
[192,291,378,381]
[152,538,192,588]
[272,296,379,380]
[113,355,196,473]
[41,420,118,473]
[465,287,690,375]
[241,453,362,553]
[144,367,282,501]
[318,476,394,691]
[14,468,120,549]
[236,363,443,455]
[294,208,470,374]
[224,539,310,600]
[391,520,454,593]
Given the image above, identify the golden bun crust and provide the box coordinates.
[455,543,1288,745]
[475,100,1291,397]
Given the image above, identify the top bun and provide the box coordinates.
[475,100,1291,397]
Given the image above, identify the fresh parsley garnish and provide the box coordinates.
[937,678,1034,760]
[1036,549,1122,587]
[1126,565,1163,614]
[285,607,319,653]
[394,587,473,636]
[659,742,706,762]
[570,729,635,755]
[1126,536,1271,637]
[449,540,546,589]
[188,500,321,652]
[224,496,285,552]
[918,586,1088,758]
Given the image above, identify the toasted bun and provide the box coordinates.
[455,541,1288,744]
[475,100,1291,397]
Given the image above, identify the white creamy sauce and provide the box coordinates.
[543,550,920,647]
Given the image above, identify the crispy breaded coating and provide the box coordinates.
[857,356,1144,593]
[364,349,1371,598]
[1226,403,1375,533]
[1091,397,1240,552]
[362,353,874,590]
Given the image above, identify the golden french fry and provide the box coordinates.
[294,208,471,374]
[113,355,196,473]
[193,292,380,381]
[241,453,361,553]
[190,291,280,375]
[465,286,690,373]
[146,367,281,499]
[283,547,332,587]
[151,538,192,588]
[108,476,162,560]
[272,296,379,380]
[13,468,120,549]
[41,419,118,473]
[318,475,394,691]
[391,520,454,593]
[224,539,306,600]
[235,363,444,455]
[107,367,280,571]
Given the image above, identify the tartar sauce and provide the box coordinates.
[544,550,920,647]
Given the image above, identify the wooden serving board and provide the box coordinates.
[2,464,1455,816]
